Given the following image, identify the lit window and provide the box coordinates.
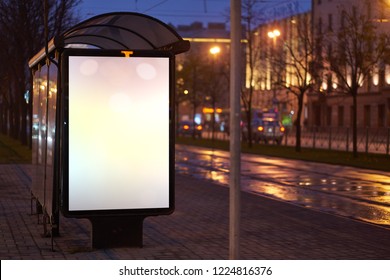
[373,65,379,86]
[386,65,390,85]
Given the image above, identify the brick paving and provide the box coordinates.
[1,164,390,260]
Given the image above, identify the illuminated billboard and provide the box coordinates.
[61,49,174,217]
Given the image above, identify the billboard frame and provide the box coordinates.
[60,48,175,219]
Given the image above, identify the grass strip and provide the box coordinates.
[176,137,390,172]
[0,134,32,164]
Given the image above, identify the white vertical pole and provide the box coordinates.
[229,0,242,260]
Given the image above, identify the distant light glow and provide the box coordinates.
[209,46,221,55]
[268,29,281,38]
[80,59,98,76]
[136,63,157,80]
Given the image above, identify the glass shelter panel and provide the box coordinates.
[32,67,47,206]
[31,63,58,217]
[44,65,58,216]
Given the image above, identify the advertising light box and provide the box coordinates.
[61,49,174,217]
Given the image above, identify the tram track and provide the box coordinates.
[175,145,390,227]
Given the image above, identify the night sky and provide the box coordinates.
[78,0,311,26]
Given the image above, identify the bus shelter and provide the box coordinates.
[28,12,189,248]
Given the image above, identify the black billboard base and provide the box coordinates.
[89,216,145,249]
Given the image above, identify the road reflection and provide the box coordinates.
[175,145,390,227]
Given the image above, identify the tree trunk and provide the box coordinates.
[295,93,304,152]
[175,101,179,138]
[352,92,358,158]
[192,101,197,139]
[246,108,252,148]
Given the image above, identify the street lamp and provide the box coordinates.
[209,45,221,143]
[267,29,281,39]
[209,46,221,55]
[267,29,281,113]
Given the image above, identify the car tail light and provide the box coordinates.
[280,126,285,132]
[257,126,264,132]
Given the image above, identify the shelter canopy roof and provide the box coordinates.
[29,12,190,67]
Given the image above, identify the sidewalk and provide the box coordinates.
[1,164,390,260]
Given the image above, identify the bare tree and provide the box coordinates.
[0,0,80,144]
[202,49,229,140]
[176,42,229,140]
[271,12,319,152]
[321,3,390,157]
[176,52,204,138]
[241,0,265,147]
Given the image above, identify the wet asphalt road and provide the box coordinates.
[175,145,390,227]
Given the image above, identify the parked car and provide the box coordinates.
[242,118,285,144]
[177,121,203,138]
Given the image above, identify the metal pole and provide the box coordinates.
[386,127,390,156]
[229,0,241,260]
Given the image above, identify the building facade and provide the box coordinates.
[250,0,390,130]
[309,0,390,129]
[174,0,390,131]
[249,11,312,128]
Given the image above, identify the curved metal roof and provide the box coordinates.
[61,12,189,51]
[29,12,190,67]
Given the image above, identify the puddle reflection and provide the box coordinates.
[175,147,390,227]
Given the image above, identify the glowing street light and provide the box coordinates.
[208,45,221,145]
[267,29,281,111]
[209,46,221,55]
[267,29,281,39]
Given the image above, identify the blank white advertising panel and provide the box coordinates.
[63,50,173,215]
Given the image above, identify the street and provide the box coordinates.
[201,130,390,155]
[175,144,390,227]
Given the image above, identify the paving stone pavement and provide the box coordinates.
[1,164,390,260]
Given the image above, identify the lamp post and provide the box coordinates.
[267,29,281,113]
[209,46,221,142]
[267,29,280,40]
[229,0,241,260]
